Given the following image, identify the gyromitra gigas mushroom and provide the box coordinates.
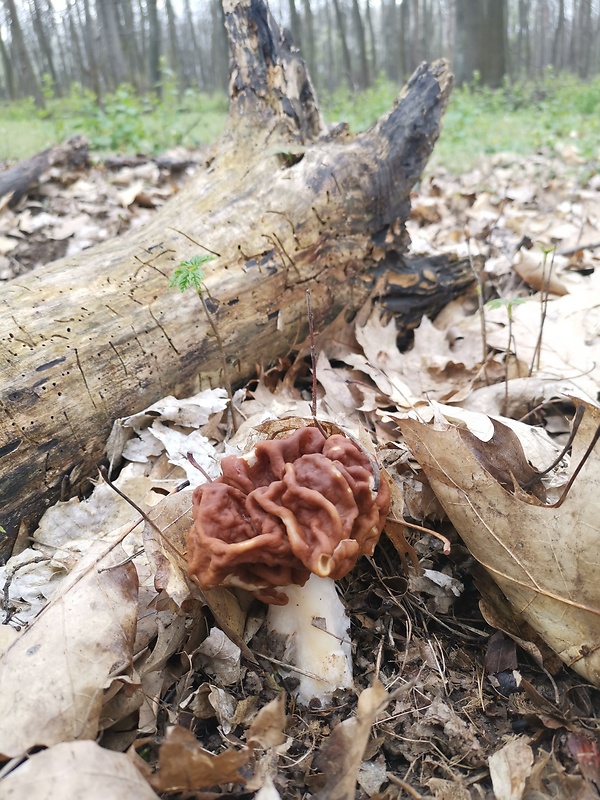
[187,425,390,705]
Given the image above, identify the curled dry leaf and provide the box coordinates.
[512,248,569,295]
[143,488,252,661]
[149,724,250,793]
[246,693,287,750]
[312,679,390,800]
[0,541,138,758]
[0,740,160,800]
[401,402,600,686]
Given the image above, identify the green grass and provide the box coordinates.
[0,83,228,162]
[431,72,600,172]
[1,72,600,174]
[321,71,600,173]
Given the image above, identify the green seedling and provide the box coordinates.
[486,296,529,415]
[170,255,234,421]
[530,244,556,375]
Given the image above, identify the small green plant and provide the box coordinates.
[530,244,556,375]
[169,253,211,293]
[170,255,234,422]
[486,296,529,414]
[80,84,154,152]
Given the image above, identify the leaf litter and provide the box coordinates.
[1,149,600,798]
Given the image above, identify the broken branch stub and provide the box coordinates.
[0,0,453,559]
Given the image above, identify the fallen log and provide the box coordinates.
[0,0,457,560]
[0,136,89,210]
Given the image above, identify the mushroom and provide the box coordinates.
[187,424,390,705]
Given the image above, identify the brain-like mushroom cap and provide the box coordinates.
[187,426,390,604]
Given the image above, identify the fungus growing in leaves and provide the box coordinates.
[187,424,390,705]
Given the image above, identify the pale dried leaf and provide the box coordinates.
[402,404,600,685]
[196,628,241,685]
[0,740,160,799]
[117,179,145,207]
[357,756,388,795]
[0,541,138,757]
[489,738,534,800]
[513,249,569,295]
[123,389,229,431]
[313,679,390,800]
[150,724,250,792]
[247,693,287,750]
[144,488,193,608]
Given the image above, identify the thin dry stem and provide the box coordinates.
[466,231,488,382]
[529,247,555,375]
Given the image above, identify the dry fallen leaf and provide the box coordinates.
[401,402,600,686]
[488,737,534,800]
[149,724,250,792]
[0,740,160,800]
[513,248,569,295]
[0,540,138,757]
[312,679,389,800]
[246,693,288,750]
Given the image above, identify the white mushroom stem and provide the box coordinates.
[266,573,353,706]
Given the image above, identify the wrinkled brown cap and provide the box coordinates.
[187,426,390,604]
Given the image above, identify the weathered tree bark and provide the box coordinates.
[0,0,455,560]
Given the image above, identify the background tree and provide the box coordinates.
[1,1,600,108]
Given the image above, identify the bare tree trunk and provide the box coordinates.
[454,0,478,84]
[301,0,315,78]
[552,0,565,71]
[0,0,454,560]
[119,0,144,90]
[455,0,506,87]
[325,0,336,91]
[578,0,593,78]
[137,0,148,88]
[3,0,45,107]
[364,0,377,80]
[331,0,354,89]
[518,0,531,77]
[184,0,205,89]
[29,0,58,89]
[0,25,15,99]
[211,0,228,91]
[400,0,410,77]
[147,0,161,94]
[165,0,190,91]
[96,0,126,90]
[479,0,506,87]
[83,0,101,102]
[65,0,86,89]
[351,0,370,88]
[288,0,302,51]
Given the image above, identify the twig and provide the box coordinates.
[186,452,213,483]
[521,404,584,489]
[199,290,235,415]
[529,246,555,376]
[559,240,600,256]
[400,518,452,555]
[305,289,328,437]
[551,418,600,510]
[466,230,488,381]
[99,466,186,563]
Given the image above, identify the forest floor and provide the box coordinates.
[0,143,599,799]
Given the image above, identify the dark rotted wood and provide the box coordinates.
[0,0,454,560]
[375,253,477,329]
[0,136,89,210]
